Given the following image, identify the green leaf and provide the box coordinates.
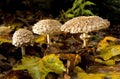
[13,56,47,79]
[73,8,81,16]
[42,54,66,74]
[13,56,41,70]
[65,13,74,18]
[83,1,95,6]
[82,9,94,15]
[66,8,73,14]
[13,54,66,79]
[59,0,95,20]
[73,0,82,10]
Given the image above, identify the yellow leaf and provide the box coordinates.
[13,54,66,79]
[95,58,115,65]
[74,66,120,79]
[99,45,120,60]
[96,36,120,61]
[97,36,117,51]
[35,34,47,45]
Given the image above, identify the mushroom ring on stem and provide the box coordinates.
[80,33,91,48]
[61,16,110,48]
[12,29,34,56]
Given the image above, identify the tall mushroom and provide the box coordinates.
[32,19,62,46]
[61,16,110,48]
[12,29,34,56]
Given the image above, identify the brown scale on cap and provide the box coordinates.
[61,16,110,48]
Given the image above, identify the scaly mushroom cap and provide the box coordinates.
[61,16,110,33]
[32,19,62,35]
[12,29,34,47]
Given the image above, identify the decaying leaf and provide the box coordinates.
[59,54,81,67]
[95,58,115,65]
[98,45,120,60]
[96,36,120,65]
[87,65,120,73]
[59,54,81,74]
[0,25,12,35]
[34,34,47,46]
[1,70,32,79]
[13,54,66,79]
[0,36,12,45]
[74,66,120,79]
[64,73,71,79]
[97,36,117,52]
[0,25,12,45]
[42,54,66,74]
[8,22,24,31]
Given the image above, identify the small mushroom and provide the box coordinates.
[61,16,110,48]
[32,19,62,46]
[12,29,34,56]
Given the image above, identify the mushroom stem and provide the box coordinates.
[66,60,71,74]
[80,33,90,48]
[21,47,26,56]
[47,34,50,47]
[82,38,88,48]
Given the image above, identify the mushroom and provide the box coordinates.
[61,16,110,48]
[32,19,62,46]
[12,29,34,56]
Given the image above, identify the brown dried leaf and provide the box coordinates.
[1,70,32,79]
[59,54,81,72]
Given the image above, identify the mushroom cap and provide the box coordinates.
[32,19,62,35]
[61,16,110,33]
[12,29,34,47]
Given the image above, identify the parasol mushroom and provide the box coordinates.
[61,16,110,48]
[12,29,34,56]
[32,19,62,46]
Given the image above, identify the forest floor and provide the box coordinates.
[0,10,120,79]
